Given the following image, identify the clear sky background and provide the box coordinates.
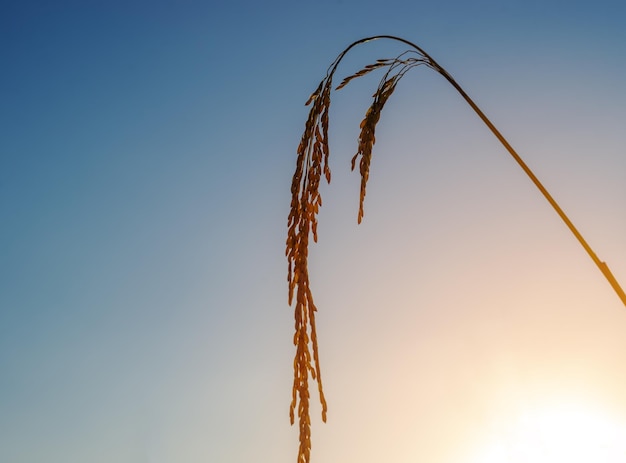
[1,1,626,462]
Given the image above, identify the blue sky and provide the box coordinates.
[1,1,626,462]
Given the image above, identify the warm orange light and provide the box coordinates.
[469,401,626,463]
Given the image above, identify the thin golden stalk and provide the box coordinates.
[286,34,626,463]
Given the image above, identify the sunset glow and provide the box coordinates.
[470,401,626,463]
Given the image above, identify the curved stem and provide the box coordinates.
[341,35,626,307]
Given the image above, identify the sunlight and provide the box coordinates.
[470,401,626,463]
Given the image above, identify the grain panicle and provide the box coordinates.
[287,43,432,463]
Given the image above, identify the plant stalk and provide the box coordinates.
[347,35,626,307]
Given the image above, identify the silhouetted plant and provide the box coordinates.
[286,35,626,463]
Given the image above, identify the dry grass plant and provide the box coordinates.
[286,39,435,463]
[286,35,626,463]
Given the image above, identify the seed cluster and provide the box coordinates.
[286,73,332,463]
[287,48,432,463]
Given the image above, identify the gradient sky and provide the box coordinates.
[1,1,626,462]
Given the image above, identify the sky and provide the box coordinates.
[1,1,626,462]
